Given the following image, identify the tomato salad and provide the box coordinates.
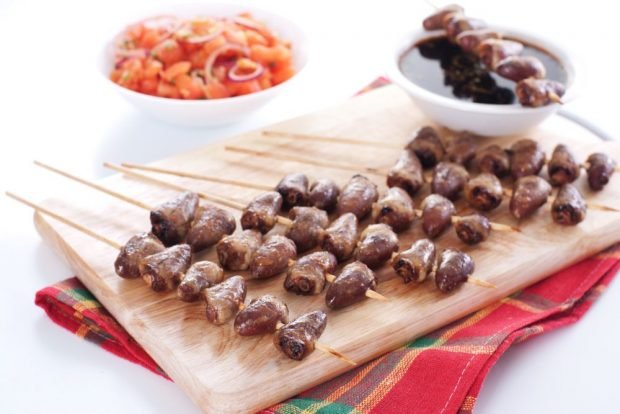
[109,13,295,99]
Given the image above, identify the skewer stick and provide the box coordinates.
[105,163,292,227]
[34,161,152,211]
[5,192,122,250]
[468,277,496,289]
[590,203,620,212]
[275,321,357,366]
[121,162,273,191]
[225,145,388,176]
[549,92,564,105]
[314,342,358,366]
[261,130,402,150]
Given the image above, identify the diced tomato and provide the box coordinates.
[162,61,191,82]
[174,74,204,99]
[204,80,231,99]
[110,12,295,99]
[151,39,186,66]
[156,80,181,98]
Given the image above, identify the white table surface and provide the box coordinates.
[1,0,619,413]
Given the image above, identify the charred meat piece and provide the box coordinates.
[444,14,486,40]
[240,191,283,233]
[464,173,503,211]
[325,261,377,309]
[406,126,445,168]
[421,194,456,238]
[337,174,379,220]
[276,173,309,210]
[284,251,337,296]
[454,213,491,245]
[177,261,224,302]
[510,175,552,219]
[249,235,297,279]
[445,132,477,167]
[509,139,546,180]
[309,178,340,211]
[456,29,500,53]
[371,187,416,232]
[234,294,289,336]
[393,239,436,283]
[274,310,327,361]
[150,191,199,246]
[216,230,262,271]
[355,224,399,269]
[516,78,565,107]
[551,184,587,225]
[436,248,475,292]
[547,144,580,186]
[286,206,328,252]
[186,204,236,253]
[496,56,546,82]
[204,275,247,325]
[586,153,616,191]
[422,4,463,30]
[114,232,165,279]
[477,39,523,70]
[139,244,192,292]
[475,145,510,178]
[387,150,424,196]
[322,212,359,262]
[431,161,469,200]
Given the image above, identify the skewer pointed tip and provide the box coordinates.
[314,342,357,366]
[365,289,389,301]
[549,92,564,105]
[468,277,496,289]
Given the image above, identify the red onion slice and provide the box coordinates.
[227,60,264,82]
[232,16,261,31]
[204,44,249,83]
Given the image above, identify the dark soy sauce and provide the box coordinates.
[399,36,567,105]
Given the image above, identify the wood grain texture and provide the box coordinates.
[32,85,620,413]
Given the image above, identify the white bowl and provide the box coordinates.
[387,27,577,136]
[98,3,308,127]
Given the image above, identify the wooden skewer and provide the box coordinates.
[549,92,564,105]
[467,277,496,289]
[121,162,274,191]
[261,130,402,150]
[408,209,518,232]
[5,191,122,250]
[225,145,388,176]
[428,252,494,289]
[324,272,389,301]
[104,163,293,227]
[34,161,152,211]
[314,342,358,366]
[275,321,357,366]
[589,203,620,212]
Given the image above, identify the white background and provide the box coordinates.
[1,0,618,413]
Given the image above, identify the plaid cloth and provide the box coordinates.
[36,244,620,413]
[33,79,620,412]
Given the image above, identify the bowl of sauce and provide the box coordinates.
[388,27,577,136]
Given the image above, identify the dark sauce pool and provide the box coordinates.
[399,36,567,105]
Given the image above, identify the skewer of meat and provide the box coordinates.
[248,235,297,280]
[216,229,263,271]
[274,310,357,364]
[177,261,224,302]
[284,251,337,295]
[393,239,494,288]
[354,224,399,269]
[204,275,247,325]
[123,163,342,212]
[322,212,359,262]
[475,144,510,177]
[582,153,618,191]
[371,187,416,232]
[508,139,546,180]
[36,161,236,250]
[104,163,293,231]
[6,192,197,292]
[325,261,388,309]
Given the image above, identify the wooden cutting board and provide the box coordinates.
[33,85,620,413]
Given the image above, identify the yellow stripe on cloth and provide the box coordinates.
[73,300,100,313]
[353,302,504,413]
[76,325,91,339]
